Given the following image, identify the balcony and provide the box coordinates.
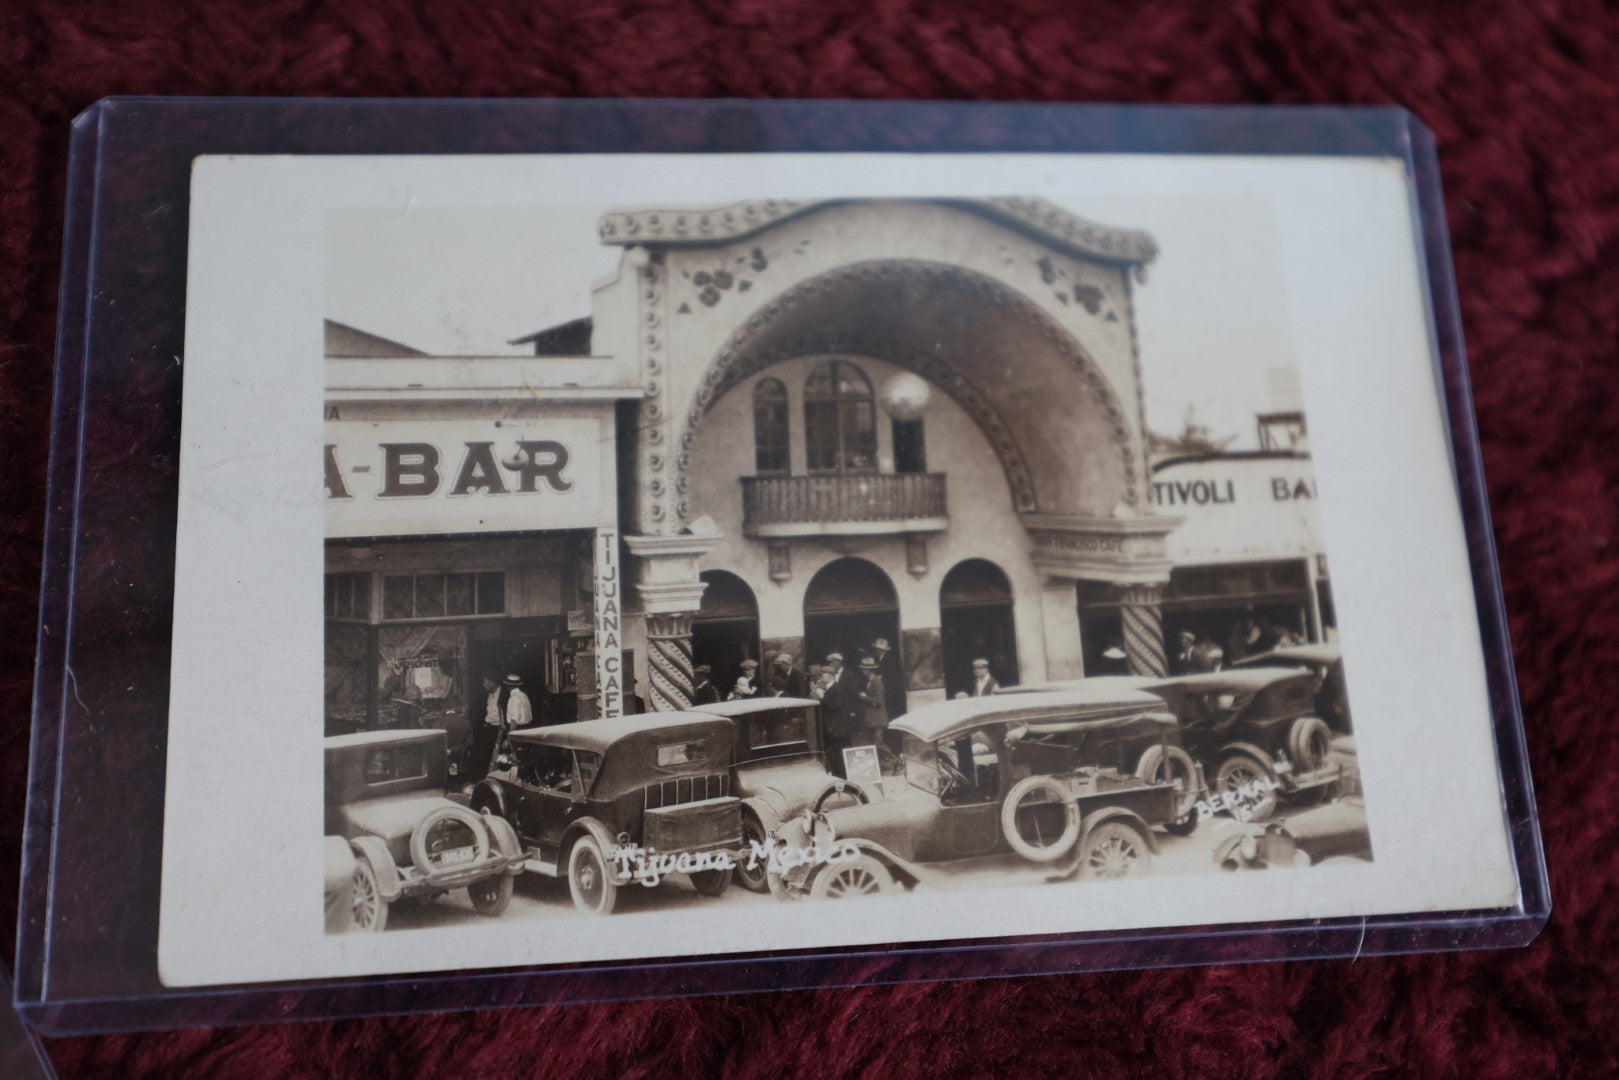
[741,472,949,538]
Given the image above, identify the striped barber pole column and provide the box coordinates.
[1118,583,1168,678]
[645,612,697,712]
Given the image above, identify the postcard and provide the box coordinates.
[158,150,1521,986]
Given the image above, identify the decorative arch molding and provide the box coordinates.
[667,260,1140,527]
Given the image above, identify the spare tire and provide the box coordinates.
[1288,716,1333,773]
[1136,744,1201,837]
[409,804,490,876]
[1000,775,1082,863]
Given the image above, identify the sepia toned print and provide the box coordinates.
[320,195,1369,933]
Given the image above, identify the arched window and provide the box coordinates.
[803,361,876,473]
[752,378,789,474]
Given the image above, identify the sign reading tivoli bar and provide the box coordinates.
[594,525,623,719]
[323,413,607,539]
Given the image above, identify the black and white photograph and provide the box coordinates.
[159,152,1520,986]
[320,190,1367,933]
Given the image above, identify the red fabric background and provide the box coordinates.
[2,2,1616,1076]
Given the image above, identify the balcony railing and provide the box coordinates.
[741,472,949,537]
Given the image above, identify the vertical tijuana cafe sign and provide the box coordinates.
[594,526,624,719]
[323,414,609,539]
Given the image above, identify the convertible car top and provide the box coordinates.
[891,687,1169,745]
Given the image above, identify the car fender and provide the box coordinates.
[348,835,402,901]
[482,811,526,875]
[560,817,624,880]
[741,795,785,834]
[823,836,924,891]
[1216,741,1279,775]
[467,778,509,820]
[1079,807,1160,855]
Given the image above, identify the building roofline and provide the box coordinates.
[596,197,1158,268]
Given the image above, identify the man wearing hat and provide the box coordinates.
[969,658,1000,697]
[768,651,808,698]
[869,636,906,720]
[818,652,857,776]
[736,658,760,698]
[1173,630,1198,674]
[856,655,889,747]
[489,672,534,770]
[692,663,720,705]
[502,673,534,727]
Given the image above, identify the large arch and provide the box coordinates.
[672,259,1141,526]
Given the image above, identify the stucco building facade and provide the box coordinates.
[588,198,1182,713]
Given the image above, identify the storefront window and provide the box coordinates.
[377,624,467,728]
[804,360,877,473]
[381,572,505,619]
[324,573,370,620]
[324,623,370,734]
[752,377,789,474]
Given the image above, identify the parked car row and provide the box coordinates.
[323,645,1354,927]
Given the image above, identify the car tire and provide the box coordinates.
[567,835,619,916]
[468,871,514,917]
[808,853,894,899]
[1076,821,1153,880]
[1001,775,1083,863]
[811,779,871,815]
[734,816,771,893]
[351,856,389,933]
[1135,745,1200,836]
[689,868,730,897]
[1215,753,1279,821]
[409,805,491,876]
[1288,716,1333,772]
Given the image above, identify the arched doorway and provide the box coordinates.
[691,570,760,698]
[940,558,1019,697]
[803,558,904,715]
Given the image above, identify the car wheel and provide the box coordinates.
[467,871,514,916]
[1001,775,1082,863]
[689,868,730,897]
[808,854,893,899]
[1136,744,1200,836]
[734,817,771,893]
[1288,716,1333,772]
[1215,754,1279,821]
[1077,821,1153,880]
[567,836,619,916]
[351,857,389,932]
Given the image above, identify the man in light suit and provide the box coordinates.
[969,657,1000,697]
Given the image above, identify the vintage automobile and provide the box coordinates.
[325,729,526,933]
[470,712,746,915]
[1128,668,1340,821]
[681,697,853,892]
[1214,736,1370,869]
[767,687,1199,900]
[1232,642,1352,733]
[995,679,1205,836]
